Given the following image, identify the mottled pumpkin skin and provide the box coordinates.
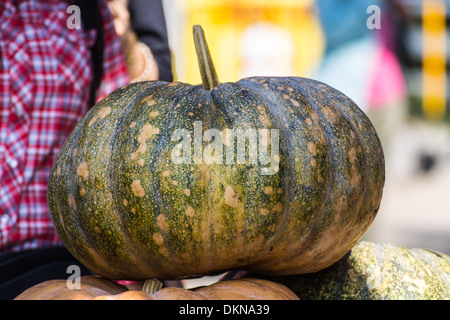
[256,241,450,300]
[48,77,384,280]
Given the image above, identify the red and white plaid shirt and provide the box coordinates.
[0,0,129,251]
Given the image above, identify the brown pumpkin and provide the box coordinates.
[194,278,299,300]
[13,275,127,300]
[14,276,299,300]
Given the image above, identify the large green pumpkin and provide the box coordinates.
[255,241,450,300]
[47,26,384,280]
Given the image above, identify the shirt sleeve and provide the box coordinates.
[96,0,130,102]
[128,0,173,82]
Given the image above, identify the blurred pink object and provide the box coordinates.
[367,44,407,110]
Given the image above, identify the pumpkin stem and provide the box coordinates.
[193,25,220,90]
[141,278,163,295]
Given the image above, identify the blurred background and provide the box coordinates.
[160,0,450,255]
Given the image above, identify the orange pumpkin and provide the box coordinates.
[14,275,299,300]
[13,275,127,300]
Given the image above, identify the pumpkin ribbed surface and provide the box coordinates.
[256,241,450,300]
[48,76,384,280]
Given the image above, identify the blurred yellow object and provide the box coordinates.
[422,0,447,121]
[177,0,324,84]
